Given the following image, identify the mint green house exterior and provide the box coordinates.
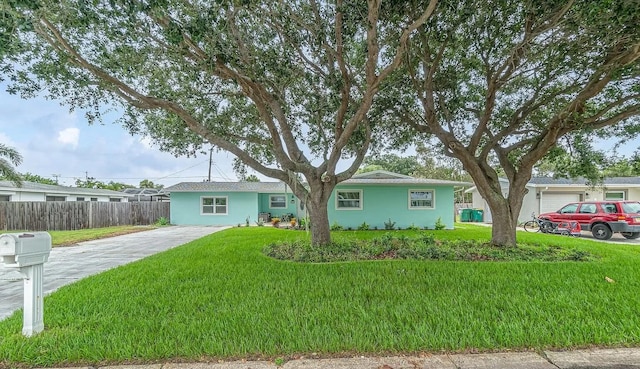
[165,171,469,229]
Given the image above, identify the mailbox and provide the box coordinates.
[0,232,52,268]
[0,232,52,336]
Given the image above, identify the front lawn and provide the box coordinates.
[1,225,639,367]
[48,226,156,247]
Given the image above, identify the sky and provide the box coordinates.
[1,86,639,189]
[0,87,247,187]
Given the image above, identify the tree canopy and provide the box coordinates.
[391,0,640,246]
[0,0,438,245]
[0,143,22,186]
[75,177,135,191]
[21,172,58,185]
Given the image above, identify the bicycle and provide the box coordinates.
[523,213,555,233]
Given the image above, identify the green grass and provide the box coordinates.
[48,226,156,247]
[1,225,640,367]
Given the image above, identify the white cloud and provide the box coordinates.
[57,128,80,148]
[0,132,17,147]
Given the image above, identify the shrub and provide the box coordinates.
[435,217,446,230]
[406,223,420,231]
[155,217,170,226]
[358,222,370,231]
[384,218,396,230]
[330,221,344,231]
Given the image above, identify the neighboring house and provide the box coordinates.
[466,177,640,223]
[123,188,170,202]
[0,181,131,202]
[165,170,470,229]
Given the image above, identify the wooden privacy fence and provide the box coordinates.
[0,202,170,231]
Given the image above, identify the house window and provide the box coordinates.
[0,195,10,201]
[109,198,121,202]
[202,196,228,215]
[336,190,362,210]
[91,198,98,201]
[270,195,287,209]
[409,190,434,209]
[605,191,625,201]
[76,197,85,201]
[46,195,66,201]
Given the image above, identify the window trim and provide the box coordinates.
[201,196,228,215]
[408,189,435,210]
[604,191,626,201]
[269,194,287,209]
[335,189,363,210]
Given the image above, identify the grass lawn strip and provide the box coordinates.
[0,225,639,367]
[48,226,156,247]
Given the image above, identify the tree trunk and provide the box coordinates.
[487,201,518,247]
[302,179,335,246]
[307,197,332,246]
[474,179,528,248]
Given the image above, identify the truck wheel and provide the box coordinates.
[592,224,613,240]
[621,232,640,240]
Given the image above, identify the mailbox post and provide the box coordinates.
[0,232,52,337]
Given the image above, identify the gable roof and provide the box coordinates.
[165,172,471,193]
[465,176,640,193]
[165,181,292,193]
[0,181,131,197]
[352,170,413,179]
[528,177,640,186]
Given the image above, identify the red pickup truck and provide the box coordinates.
[538,201,640,240]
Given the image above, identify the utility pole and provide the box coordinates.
[207,147,213,182]
[51,174,60,184]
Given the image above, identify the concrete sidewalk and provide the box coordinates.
[36,348,640,369]
[0,225,228,320]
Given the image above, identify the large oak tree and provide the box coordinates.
[394,0,640,246]
[0,0,437,245]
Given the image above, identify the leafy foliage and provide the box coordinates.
[390,0,640,246]
[75,177,135,191]
[0,0,439,245]
[139,179,163,189]
[264,233,596,263]
[384,218,396,230]
[20,172,57,185]
[0,143,23,186]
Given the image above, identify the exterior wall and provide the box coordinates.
[257,193,299,219]
[170,192,258,226]
[0,192,45,201]
[628,188,640,201]
[327,184,456,229]
[519,188,538,224]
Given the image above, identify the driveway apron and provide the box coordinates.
[0,226,227,320]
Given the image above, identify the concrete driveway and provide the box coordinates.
[576,230,640,244]
[0,226,227,321]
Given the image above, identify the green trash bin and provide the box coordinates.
[472,209,484,222]
[460,208,473,222]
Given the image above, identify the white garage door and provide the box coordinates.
[540,193,581,214]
